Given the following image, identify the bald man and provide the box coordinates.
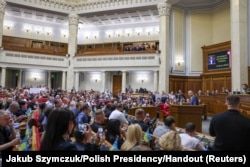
[188,90,199,105]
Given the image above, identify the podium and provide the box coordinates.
[170,105,204,132]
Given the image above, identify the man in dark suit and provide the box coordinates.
[209,95,250,151]
[129,108,150,133]
[188,90,199,105]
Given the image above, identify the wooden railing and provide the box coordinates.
[76,48,156,56]
[2,36,67,56]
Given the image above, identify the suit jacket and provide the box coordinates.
[189,95,199,105]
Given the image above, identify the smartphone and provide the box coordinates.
[78,123,88,133]
[146,113,150,119]
[98,127,103,138]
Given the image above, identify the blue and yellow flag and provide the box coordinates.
[18,136,29,151]
[144,128,152,142]
[25,107,31,117]
[25,124,31,140]
[110,138,119,151]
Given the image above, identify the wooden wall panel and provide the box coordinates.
[212,78,225,92]
[204,78,212,91]
[169,75,202,95]
[199,95,250,119]
[201,71,231,93]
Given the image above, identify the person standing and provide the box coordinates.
[209,95,250,151]
[188,90,199,105]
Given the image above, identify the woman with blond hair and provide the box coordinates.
[121,124,151,151]
[159,131,182,151]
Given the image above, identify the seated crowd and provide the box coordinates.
[0,86,250,152]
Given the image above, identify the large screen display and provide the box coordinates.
[208,50,230,70]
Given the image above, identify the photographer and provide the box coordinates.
[72,124,105,151]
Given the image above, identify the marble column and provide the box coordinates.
[62,71,66,90]
[157,2,171,93]
[0,0,6,47]
[74,71,79,91]
[1,67,6,87]
[153,70,158,92]
[122,71,126,93]
[47,71,51,89]
[102,71,106,92]
[66,13,79,91]
[231,0,248,91]
[18,69,22,89]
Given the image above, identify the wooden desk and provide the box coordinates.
[199,94,250,118]
[169,105,204,132]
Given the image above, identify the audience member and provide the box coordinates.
[121,124,143,151]
[27,96,38,110]
[159,131,182,151]
[209,95,250,151]
[105,119,125,150]
[241,84,250,94]
[153,116,176,150]
[5,102,26,123]
[15,100,27,117]
[40,108,76,150]
[180,122,205,151]
[130,144,152,151]
[129,108,150,132]
[153,116,176,138]
[109,104,128,125]
[72,124,100,151]
[0,110,21,157]
[91,109,106,133]
[75,104,91,124]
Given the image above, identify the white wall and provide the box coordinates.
[189,11,213,72]
[81,72,104,92]
[3,20,67,43]
[172,8,185,72]
[212,3,231,44]
[129,71,154,92]
[78,26,159,44]
[23,71,46,87]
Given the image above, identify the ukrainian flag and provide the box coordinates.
[143,128,152,142]
[18,136,29,151]
[110,138,119,151]
[25,107,31,118]
[25,124,31,140]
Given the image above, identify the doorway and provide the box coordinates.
[112,75,122,94]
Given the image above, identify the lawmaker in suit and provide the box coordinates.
[187,90,199,105]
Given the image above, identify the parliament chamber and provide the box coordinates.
[0,0,250,153]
